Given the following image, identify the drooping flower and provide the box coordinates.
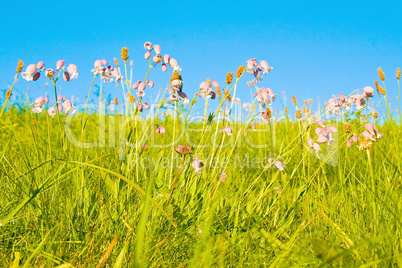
[222,126,233,136]
[144,41,153,50]
[36,61,45,70]
[63,72,70,82]
[66,64,78,80]
[62,98,75,116]
[101,67,113,82]
[48,107,56,118]
[56,60,65,71]
[363,86,374,98]
[191,156,204,175]
[361,123,383,141]
[22,64,38,81]
[156,125,166,134]
[111,68,123,82]
[154,45,161,54]
[220,172,227,182]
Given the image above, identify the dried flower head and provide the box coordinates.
[114,58,119,67]
[285,107,288,113]
[377,67,385,81]
[344,122,351,133]
[226,72,233,84]
[373,111,378,118]
[236,66,245,78]
[5,89,12,100]
[114,97,118,105]
[16,60,24,74]
[292,96,297,106]
[309,99,312,105]
[121,47,129,62]
[130,60,133,66]
[206,78,211,86]
[296,109,302,119]
[397,68,401,80]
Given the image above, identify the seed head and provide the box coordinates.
[130,60,133,66]
[226,72,233,84]
[129,95,135,103]
[113,58,119,67]
[16,60,23,74]
[285,107,288,113]
[378,86,386,95]
[373,111,378,118]
[266,107,272,119]
[397,68,401,79]
[206,78,211,86]
[247,81,252,88]
[344,122,351,133]
[121,47,129,62]
[377,67,385,81]
[309,99,312,105]
[292,96,297,106]
[224,89,231,102]
[216,88,222,98]
[114,97,118,105]
[5,89,12,100]
[374,81,379,90]
[236,66,245,78]
[296,109,302,119]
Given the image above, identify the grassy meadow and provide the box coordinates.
[0,49,401,267]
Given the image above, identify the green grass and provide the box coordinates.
[0,104,401,267]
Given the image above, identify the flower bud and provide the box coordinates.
[144,51,151,59]
[154,44,161,54]
[56,60,65,71]
[161,63,167,72]
[32,72,40,81]
[63,72,70,81]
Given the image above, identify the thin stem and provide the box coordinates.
[0,74,18,118]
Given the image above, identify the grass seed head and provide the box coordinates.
[296,109,302,119]
[16,60,23,74]
[236,66,245,78]
[378,85,386,95]
[397,68,401,79]
[113,57,119,67]
[377,67,385,81]
[121,47,129,62]
[344,122,351,133]
[226,72,233,84]
[292,96,297,106]
[5,89,12,100]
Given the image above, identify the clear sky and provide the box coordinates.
[1,0,401,112]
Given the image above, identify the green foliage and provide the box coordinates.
[0,109,401,267]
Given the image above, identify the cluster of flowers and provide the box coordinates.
[199,80,218,100]
[326,86,375,115]
[346,123,383,150]
[246,58,273,81]
[22,60,78,82]
[32,95,74,117]
[143,42,181,73]
[92,59,122,82]
[307,119,338,153]
[173,145,204,175]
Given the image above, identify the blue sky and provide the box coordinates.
[1,0,401,112]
